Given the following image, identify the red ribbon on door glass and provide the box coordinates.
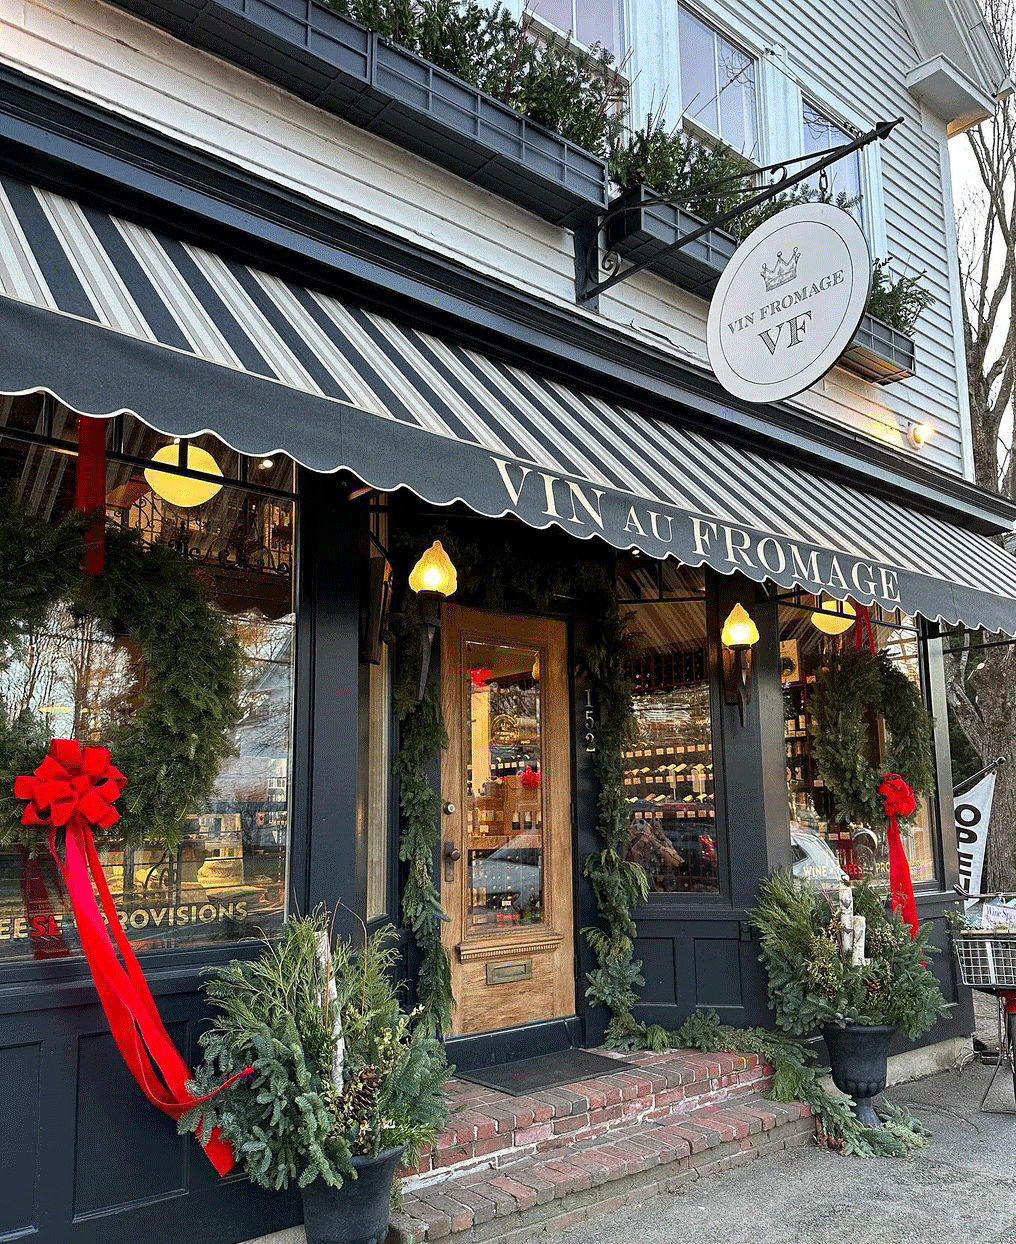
[14,740,251,1174]
[75,415,107,575]
[879,772,919,939]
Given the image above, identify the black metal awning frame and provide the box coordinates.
[575,117,903,305]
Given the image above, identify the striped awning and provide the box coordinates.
[2,173,1016,632]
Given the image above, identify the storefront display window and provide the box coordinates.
[618,561,718,894]
[0,398,296,963]
[779,594,936,887]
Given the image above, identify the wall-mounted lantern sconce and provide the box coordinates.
[907,421,934,450]
[720,603,759,726]
[810,596,855,636]
[408,540,458,698]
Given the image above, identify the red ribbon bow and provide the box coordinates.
[15,739,125,831]
[879,772,919,939]
[15,740,249,1175]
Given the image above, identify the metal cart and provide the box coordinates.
[952,886,1016,1112]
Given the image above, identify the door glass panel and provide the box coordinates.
[464,641,544,932]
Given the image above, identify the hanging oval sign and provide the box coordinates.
[706,201,872,403]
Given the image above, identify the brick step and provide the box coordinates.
[388,1094,815,1243]
[407,1050,774,1181]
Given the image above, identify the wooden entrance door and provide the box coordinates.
[440,606,574,1037]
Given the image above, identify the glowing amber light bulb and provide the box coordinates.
[720,603,759,649]
[408,540,458,598]
[144,443,223,508]
[811,596,855,635]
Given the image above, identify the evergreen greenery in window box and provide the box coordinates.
[367,35,611,224]
[180,912,449,1244]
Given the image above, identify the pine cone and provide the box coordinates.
[342,1067,382,1124]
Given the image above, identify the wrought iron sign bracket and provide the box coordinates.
[574,117,902,306]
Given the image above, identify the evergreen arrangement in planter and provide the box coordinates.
[752,872,948,1125]
[752,872,947,1040]
[180,912,449,1243]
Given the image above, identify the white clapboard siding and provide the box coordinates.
[0,0,969,476]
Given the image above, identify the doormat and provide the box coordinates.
[457,1049,633,1097]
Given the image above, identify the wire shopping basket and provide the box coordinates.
[953,930,1016,989]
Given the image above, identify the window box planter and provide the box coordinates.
[607,186,916,383]
[367,40,607,225]
[112,0,374,114]
[110,0,608,225]
[605,184,737,297]
[839,313,916,384]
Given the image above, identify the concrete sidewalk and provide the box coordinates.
[542,1061,1016,1244]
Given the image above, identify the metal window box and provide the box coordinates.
[839,313,917,384]
[109,0,608,226]
[606,185,916,383]
[111,0,375,113]
[368,40,607,225]
[605,185,737,297]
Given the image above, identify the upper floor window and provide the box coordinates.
[533,0,623,54]
[678,4,759,157]
[803,101,862,220]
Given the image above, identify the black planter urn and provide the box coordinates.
[822,1024,897,1127]
[301,1145,406,1244]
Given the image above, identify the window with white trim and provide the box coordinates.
[531,0,624,54]
[802,101,862,222]
[677,4,759,158]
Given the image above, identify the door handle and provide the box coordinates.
[443,839,461,882]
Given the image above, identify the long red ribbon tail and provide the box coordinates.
[75,416,106,576]
[854,603,876,656]
[49,820,251,1174]
[886,813,919,939]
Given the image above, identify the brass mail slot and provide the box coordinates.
[486,959,533,985]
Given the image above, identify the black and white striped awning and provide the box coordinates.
[2,173,1016,632]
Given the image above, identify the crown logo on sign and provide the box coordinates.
[760,247,801,292]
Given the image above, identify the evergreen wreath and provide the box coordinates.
[810,647,934,830]
[0,493,243,850]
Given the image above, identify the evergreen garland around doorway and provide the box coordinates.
[390,529,648,1042]
[0,493,242,850]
